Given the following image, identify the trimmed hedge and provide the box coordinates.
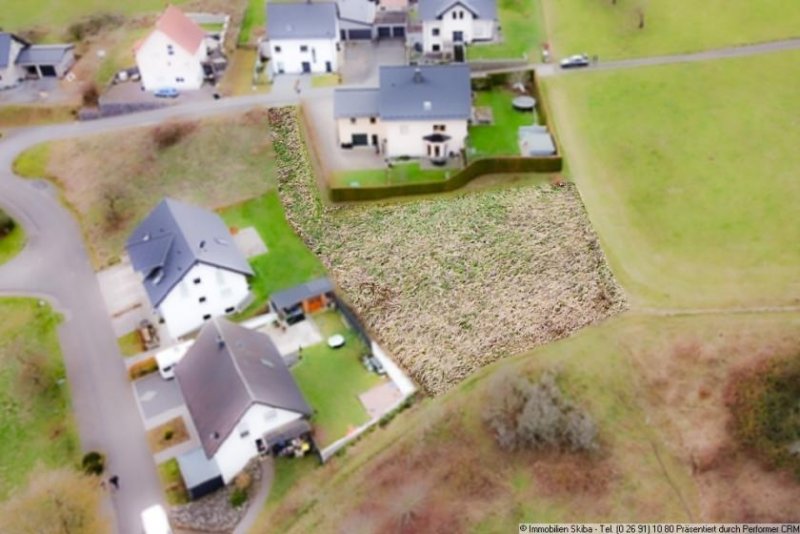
[330,156,562,202]
[329,68,562,202]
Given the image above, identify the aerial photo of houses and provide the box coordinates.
[1,0,799,532]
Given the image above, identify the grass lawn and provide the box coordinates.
[291,324,383,448]
[218,49,271,97]
[311,74,340,88]
[146,417,190,454]
[0,225,26,266]
[157,458,189,505]
[0,298,78,500]
[542,0,800,60]
[95,26,149,85]
[220,192,327,314]
[255,455,317,527]
[545,50,800,308]
[467,0,544,60]
[331,162,452,188]
[0,105,76,129]
[116,330,142,357]
[469,89,538,157]
[239,0,266,45]
[14,110,277,268]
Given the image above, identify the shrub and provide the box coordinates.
[81,451,105,476]
[163,429,174,441]
[151,121,198,150]
[0,209,15,236]
[81,83,100,108]
[128,357,158,380]
[234,472,252,491]
[483,369,598,453]
[66,13,124,41]
[229,487,248,508]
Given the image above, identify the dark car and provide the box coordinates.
[559,54,590,69]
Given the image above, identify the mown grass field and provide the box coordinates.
[544,50,800,308]
[542,0,800,59]
[467,0,544,60]
[256,312,800,531]
[14,110,277,268]
[0,299,78,500]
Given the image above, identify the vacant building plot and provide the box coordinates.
[269,108,626,395]
[542,0,800,59]
[545,50,800,309]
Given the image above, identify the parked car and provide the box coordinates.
[560,54,590,69]
[154,87,180,98]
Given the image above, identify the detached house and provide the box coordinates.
[263,2,340,75]
[419,0,497,59]
[334,64,471,159]
[126,199,253,340]
[135,5,208,91]
[175,319,313,495]
[0,32,75,89]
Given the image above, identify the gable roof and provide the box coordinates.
[267,2,339,40]
[418,0,497,20]
[125,198,253,307]
[378,65,472,120]
[16,44,74,66]
[175,319,313,457]
[139,5,206,54]
[0,32,30,69]
[270,277,335,311]
[334,88,380,118]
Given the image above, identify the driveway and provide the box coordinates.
[340,40,406,85]
[0,78,76,105]
[255,318,323,355]
[133,373,186,424]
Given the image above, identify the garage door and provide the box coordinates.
[377,27,391,38]
[40,65,57,77]
[347,29,372,40]
[351,134,369,146]
[392,27,405,38]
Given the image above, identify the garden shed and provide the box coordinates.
[269,277,336,324]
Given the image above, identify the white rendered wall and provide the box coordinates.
[422,5,495,52]
[336,117,385,146]
[266,37,340,75]
[383,119,468,157]
[136,30,207,91]
[0,38,25,88]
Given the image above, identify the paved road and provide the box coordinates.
[532,37,800,77]
[0,89,304,534]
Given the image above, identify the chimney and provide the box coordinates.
[413,67,422,83]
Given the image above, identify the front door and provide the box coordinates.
[371,134,379,146]
[454,44,465,62]
[434,145,441,158]
[325,61,332,73]
[301,61,311,73]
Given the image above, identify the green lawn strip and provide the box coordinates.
[311,310,346,338]
[545,51,800,308]
[331,162,451,188]
[543,0,800,60]
[0,225,26,265]
[13,143,51,178]
[157,458,189,505]
[117,330,142,357]
[0,298,79,500]
[468,90,537,157]
[292,331,381,448]
[219,192,327,314]
[239,0,266,45]
[467,0,543,60]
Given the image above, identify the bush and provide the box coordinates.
[163,429,174,441]
[229,487,248,508]
[81,83,100,108]
[483,369,598,453]
[128,357,158,380]
[151,121,198,150]
[81,451,105,476]
[0,209,15,236]
[234,472,252,491]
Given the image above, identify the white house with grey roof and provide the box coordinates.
[334,64,471,159]
[125,199,253,340]
[419,0,497,58]
[262,2,341,76]
[0,32,75,89]
[175,319,313,489]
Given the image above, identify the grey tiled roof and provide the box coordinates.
[378,65,471,120]
[419,0,497,20]
[125,198,253,307]
[175,319,313,458]
[16,45,73,66]
[334,88,380,118]
[267,2,339,40]
[270,277,334,311]
[0,33,28,69]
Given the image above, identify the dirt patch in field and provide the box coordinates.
[269,107,627,395]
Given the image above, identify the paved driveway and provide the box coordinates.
[134,373,186,424]
[341,40,406,85]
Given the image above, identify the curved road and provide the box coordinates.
[2,35,800,532]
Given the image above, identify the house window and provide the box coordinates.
[199,296,207,303]
[434,124,446,132]
[225,306,235,314]
[300,45,309,52]
[202,314,211,320]
[452,11,457,19]
[432,44,441,52]
[175,77,185,83]
[459,11,465,19]
[432,28,440,36]
[369,117,376,124]
[239,423,250,438]
[167,44,174,55]
[193,278,201,284]
[274,45,282,53]
[350,117,357,124]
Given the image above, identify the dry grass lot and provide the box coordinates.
[15,110,276,268]
[270,108,626,395]
[256,312,800,531]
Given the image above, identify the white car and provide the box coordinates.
[155,341,193,380]
[141,505,172,534]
